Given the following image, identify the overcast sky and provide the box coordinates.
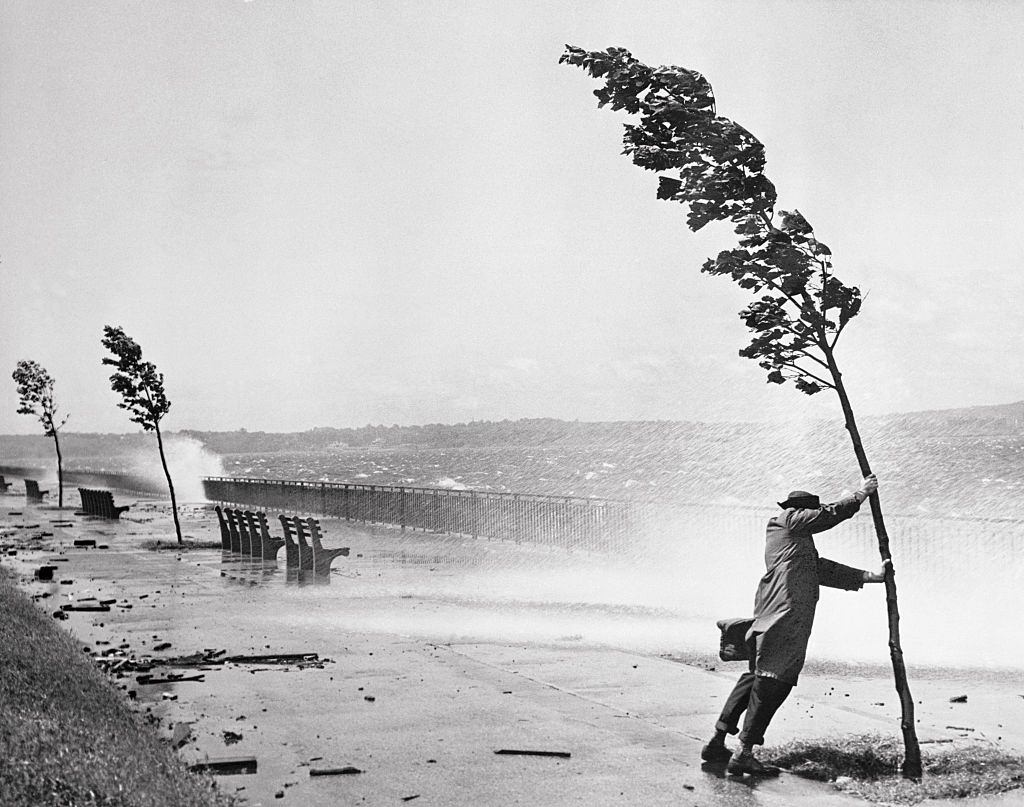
[1,1,1021,434]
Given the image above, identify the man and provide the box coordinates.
[702,473,888,776]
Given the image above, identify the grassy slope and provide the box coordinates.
[0,567,233,807]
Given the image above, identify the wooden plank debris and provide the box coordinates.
[189,757,258,775]
[494,749,572,758]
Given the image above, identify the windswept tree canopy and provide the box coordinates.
[101,326,171,430]
[12,360,67,435]
[560,45,863,395]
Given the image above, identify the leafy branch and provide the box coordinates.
[12,360,68,436]
[101,326,171,430]
[559,45,862,395]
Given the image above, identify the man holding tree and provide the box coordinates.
[703,473,888,776]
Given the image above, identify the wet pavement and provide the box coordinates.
[2,493,1022,806]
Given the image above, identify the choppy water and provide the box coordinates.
[218,427,1024,521]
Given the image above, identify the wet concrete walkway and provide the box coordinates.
[2,494,1021,806]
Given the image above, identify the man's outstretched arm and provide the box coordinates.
[819,557,891,589]
[789,474,879,534]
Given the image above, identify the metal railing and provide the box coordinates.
[201,475,1024,570]
[202,476,643,552]
[9,465,1023,570]
[0,465,164,499]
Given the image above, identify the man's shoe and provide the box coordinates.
[726,751,780,777]
[700,742,732,763]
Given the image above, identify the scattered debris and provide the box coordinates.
[310,766,362,776]
[91,648,327,677]
[223,652,322,666]
[949,694,968,703]
[495,749,571,759]
[223,730,243,745]
[171,722,193,749]
[189,757,258,775]
[137,674,205,685]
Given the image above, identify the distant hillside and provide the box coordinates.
[2,401,1021,457]
[2,403,1021,518]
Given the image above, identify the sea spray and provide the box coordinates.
[123,435,224,502]
[272,503,1023,670]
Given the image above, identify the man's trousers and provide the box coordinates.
[715,667,794,747]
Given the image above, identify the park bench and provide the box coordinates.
[223,507,244,553]
[77,488,130,519]
[0,475,11,493]
[25,479,49,503]
[217,507,286,560]
[237,510,262,557]
[231,508,272,558]
[243,510,285,560]
[279,514,349,576]
[214,506,233,551]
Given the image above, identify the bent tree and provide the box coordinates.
[101,326,182,544]
[12,360,69,508]
[561,45,922,779]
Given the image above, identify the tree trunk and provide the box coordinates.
[52,430,64,509]
[823,349,922,780]
[154,423,183,544]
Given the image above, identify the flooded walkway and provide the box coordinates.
[2,494,1021,806]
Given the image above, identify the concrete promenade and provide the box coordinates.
[2,492,1021,806]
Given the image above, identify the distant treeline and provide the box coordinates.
[1,418,713,458]
[1,402,1021,460]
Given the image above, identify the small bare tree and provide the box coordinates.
[11,360,69,508]
[101,326,182,544]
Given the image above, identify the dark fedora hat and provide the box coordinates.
[778,490,820,509]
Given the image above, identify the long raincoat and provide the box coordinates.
[748,495,867,685]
